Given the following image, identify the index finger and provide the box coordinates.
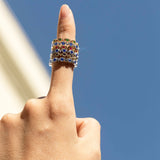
[48,4,76,97]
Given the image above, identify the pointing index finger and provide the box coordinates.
[48,4,76,96]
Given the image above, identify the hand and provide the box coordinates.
[0,4,101,160]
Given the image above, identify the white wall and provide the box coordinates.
[0,0,50,118]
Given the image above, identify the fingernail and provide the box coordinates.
[60,4,71,18]
[37,96,46,99]
[64,4,70,9]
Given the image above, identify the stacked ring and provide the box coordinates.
[49,38,80,68]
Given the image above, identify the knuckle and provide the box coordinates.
[25,99,37,108]
[49,96,74,117]
[59,23,72,34]
[52,100,73,116]
[22,99,39,117]
[88,118,101,129]
[37,124,52,135]
[0,113,19,127]
[1,113,12,124]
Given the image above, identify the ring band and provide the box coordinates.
[49,38,79,68]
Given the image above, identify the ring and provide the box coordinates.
[49,38,79,68]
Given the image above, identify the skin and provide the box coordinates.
[0,4,101,160]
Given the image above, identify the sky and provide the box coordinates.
[6,0,160,159]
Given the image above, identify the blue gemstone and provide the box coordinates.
[54,42,58,45]
[56,49,59,52]
[60,58,64,61]
[70,43,73,46]
[63,49,66,52]
[76,45,79,49]
[68,59,72,62]
[70,51,74,54]
[61,42,65,45]
[53,58,57,62]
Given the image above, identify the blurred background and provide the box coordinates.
[1,0,160,159]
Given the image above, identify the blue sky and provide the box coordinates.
[6,0,160,159]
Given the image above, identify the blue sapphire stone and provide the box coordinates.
[68,59,72,62]
[63,49,66,52]
[61,42,65,45]
[70,43,73,46]
[54,42,58,45]
[53,58,57,62]
[60,57,64,61]
[55,49,59,52]
[70,50,74,54]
